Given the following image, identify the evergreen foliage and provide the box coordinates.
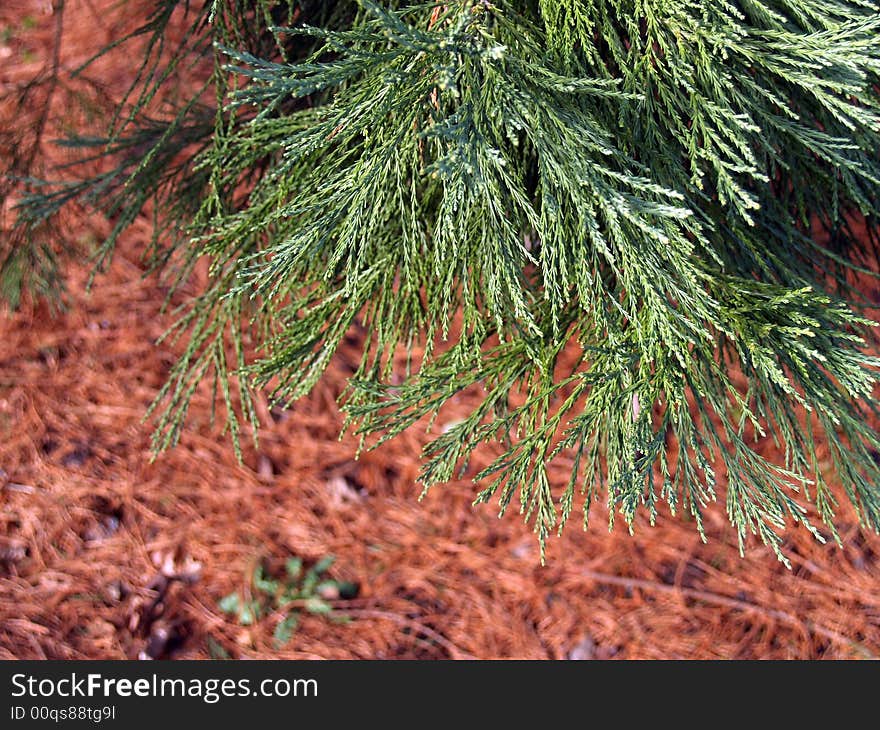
[4,0,880,563]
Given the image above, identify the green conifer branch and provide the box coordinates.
[5,0,880,563]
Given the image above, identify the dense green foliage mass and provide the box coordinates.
[4,1,880,562]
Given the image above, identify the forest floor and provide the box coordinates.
[1,1,879,660]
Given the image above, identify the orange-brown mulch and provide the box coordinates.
[1,0,879,660]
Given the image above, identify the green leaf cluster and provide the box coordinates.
[219,555,357,646]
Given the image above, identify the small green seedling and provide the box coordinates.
[218,555,360,648]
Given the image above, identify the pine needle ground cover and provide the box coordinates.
[3,1,880,565]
